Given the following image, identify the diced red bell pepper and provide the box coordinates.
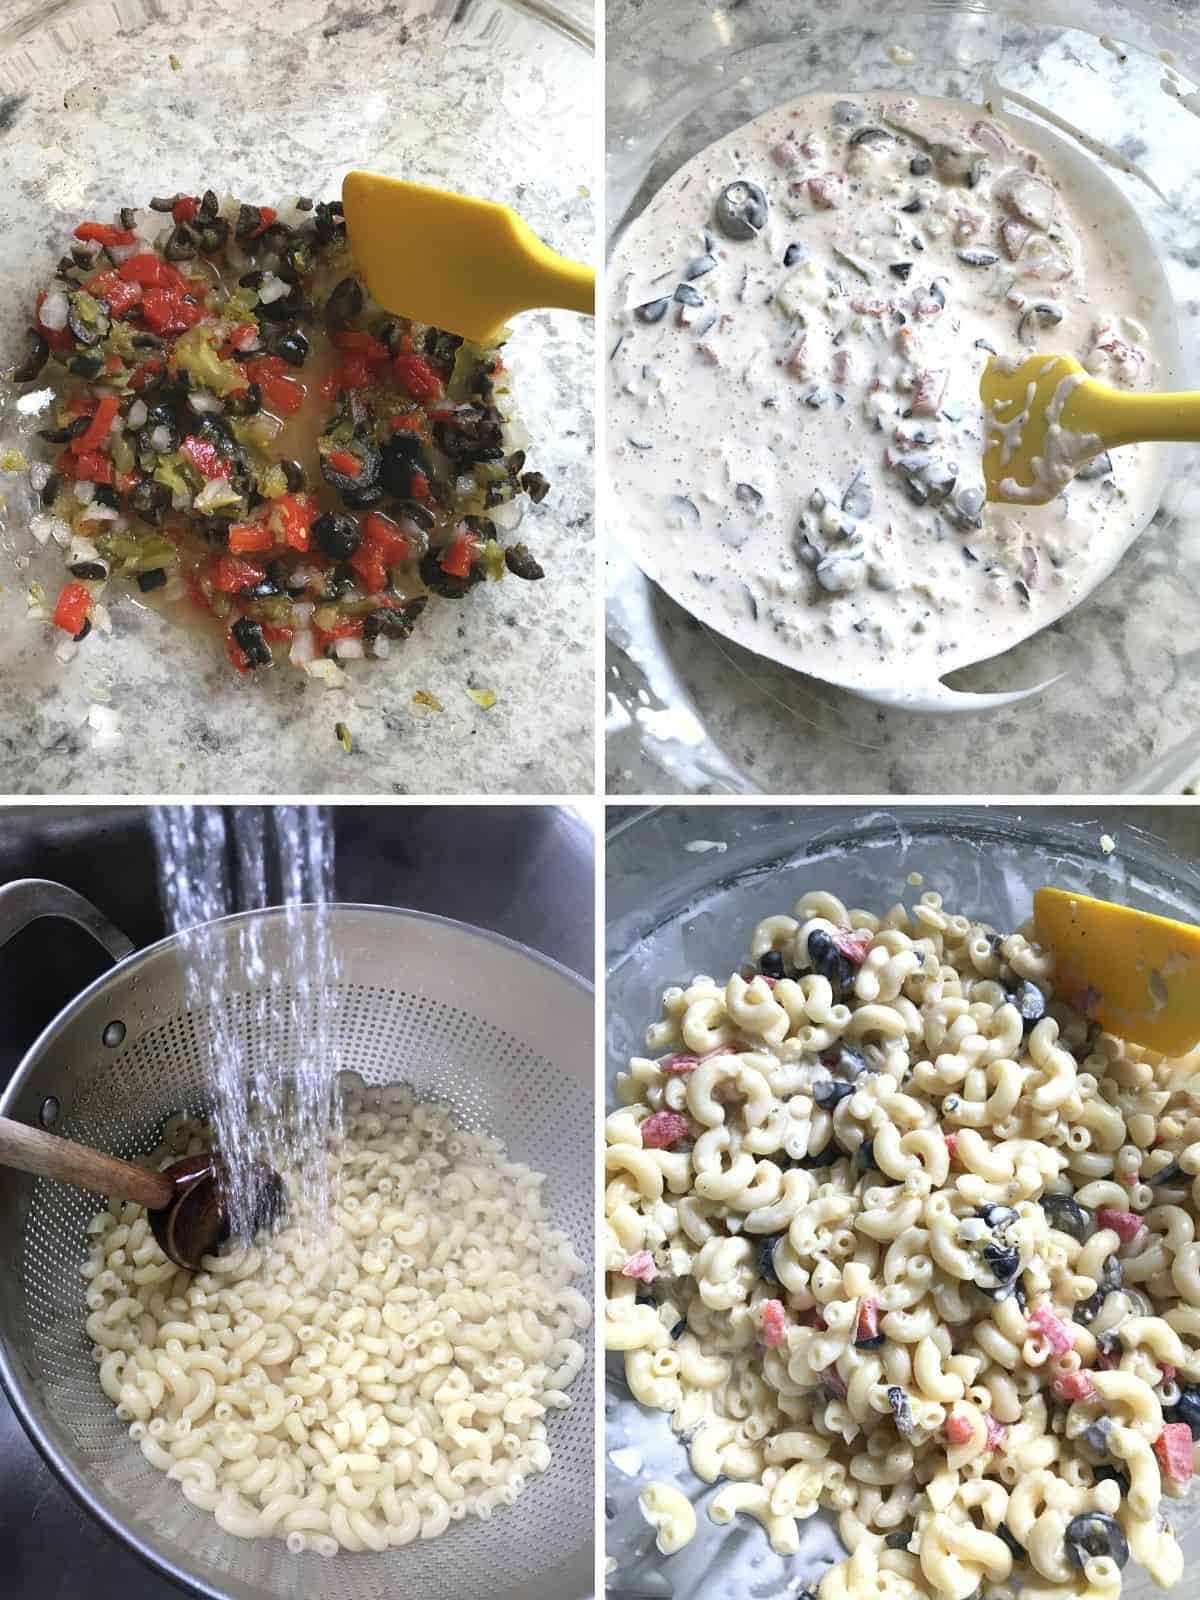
[261,374,305,416]
[104,354,125,374]
[390,411,429,438]
[762,1299,787,1349]
[314,615,365,650]
[83,269,143,318]
[228,523,274,555]
[268,492,319,552]
[409,469,430,500]
[180,435,230,479]
[621,1250,657,1284]
[172,196,200,223]
[52,582,92,636]
[1027,1304,1074,1356]
[945,1412,974,1445]
[392,352,444,404]
[1097,1208,1143,1244]
[129,358,165,392]
[854,1298,880,1345]
[361,512,411,566]
[246,355,286,381]
[71,395,120,456]
[944,1132,959,1159]
[1052,1370,1096,1403]
[984,1413,1007,1449]
[227,322,260,353]
[207,554,267,594]
[225,629,251,674]
[1155,1422,1194,1484]
[119,253,172,287]
[34,291,76,356]
[332,330,390,364]
[249,205,276,239]
[831,927,872,965]
[74,222,136,248]
[70,450,114,485]
[327,448,361,477]
[821,1365,847,1399]
[640,1110,689,1149]
[439,530,476,579]
[322,354,371,397]
[349,545,389,595]
[141,286,204,335]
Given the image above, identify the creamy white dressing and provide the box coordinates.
[607,92,1166,697]
[996,371,1102,504]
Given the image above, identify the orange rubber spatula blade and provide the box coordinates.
[342,171,594,344]
[1034,887,1200,1057]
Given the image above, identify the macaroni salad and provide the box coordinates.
[604,888,1200,1599]
[85,1073,590,1552]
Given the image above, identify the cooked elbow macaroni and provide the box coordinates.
[605,888,1200,1598]
[87,1073,590,1551]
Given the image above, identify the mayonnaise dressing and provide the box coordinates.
[607,92,1165,695]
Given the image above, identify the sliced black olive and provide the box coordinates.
[136,568,168,592]
[93,484,119,510]
[40,471,62,509]
[849,126,893,147]
[149,195,180,212]
[1092,1464,1131,1496]
[321,442,380,498]
[857,1138,878,1171]
[1018,302,1064,346]
[758,950,786,979]
[69,561,107,581]
[38,422,76,444]
[714,179,768,241]
[669,1318,687,1341]
[1075,451,1114,482]
[909,154,933,176]
[1151,1157,1182,1187]
[396,500,436,531]
[342,481,384,510]
[363,598,428,642]
[326,276,365,328]
[196,218,229,253]
[683,254,717,280]
[68,296,110,346]
[783,243,808,268]
[957,248,999,267]
[239,270,265,290]
[634,297,670,324]
[832,100,863,125]
[842,470,872,519]
[118,206,137,231]
[1010,979,1046,1032]
[312,512,361,559]
[379,434,427,498]
[884,1532,912,1551]
[12,329,49,383]
[419,546,482,599]
[997,1525,1025,1560]
[1041,1191,1092,1241]
[231,616,272,668]
[756,1232,784,1285]
[807,927,854,992]
[68,354,104,380]
[888,262,913,283]
[247,574,282,599]
[72,617,92,643]
[313,199,346,244]
[976,1203,1018,1229]
[900,197,923,214]
[164,222,198,261]
[235,204,264,240]
[199,189,219,221]
[324,563,358,599]
[674,283,704,307]
[69,243,98,270]
[521,471,550,504]
[1065,1513,1128,1571]
[887,1386,913,1437]
[1166,1384,1200,1439]
[504,543,544,581]
[982,1243,1020,1282]
[814,1079,854,1111]
[224,382,263,418]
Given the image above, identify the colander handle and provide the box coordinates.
[0,878,135,963]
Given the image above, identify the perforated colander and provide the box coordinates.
[0,880,594,1600]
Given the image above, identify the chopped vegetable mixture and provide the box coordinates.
[13,192,549,676]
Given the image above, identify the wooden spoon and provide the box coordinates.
[0,1118,282,1270]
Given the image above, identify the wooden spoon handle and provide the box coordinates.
[0,1116,173,1210]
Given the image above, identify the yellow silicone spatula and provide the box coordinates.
[980,353,1200,506]
[1034,886,1200,1056]
[341,172,594,345]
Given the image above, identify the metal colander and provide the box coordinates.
[0,881,594,1600]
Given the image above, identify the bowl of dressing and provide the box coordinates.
[606,0,1200,796]
[0,0,595,797]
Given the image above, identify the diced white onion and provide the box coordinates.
[150,424,172,452]
[172,489,192,511]
[291,602,314,627]
[370,636,390,659]
[67,534,101,566]
[258,273,289,305]
[187,390,220,414]
[503,420,531,452]
[31,513,71,546]
[334,637,365,661]
[91,602,113,635]
[78,503,119,523]
[74,479,96,505]
[26,603,50,622]
[127,399,148,428]
[289,629,317,665]
[55,638,78,664]
[491,498,524,531]
[304,658,345,686]
[39,289,69,332]
[28,461,50,493]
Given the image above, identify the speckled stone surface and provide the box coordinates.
[606,0,1200,796]
[0,0,594,795]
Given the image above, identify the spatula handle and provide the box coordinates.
[1085,384,1200,449]
[0,1116,173,1210]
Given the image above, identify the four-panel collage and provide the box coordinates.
[0,2,1198,1599]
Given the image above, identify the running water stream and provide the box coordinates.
[151,805,342,1243]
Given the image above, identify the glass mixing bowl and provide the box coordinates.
[605,0,1200,796]
[605,803,1200,1599]
[0,0,594,797]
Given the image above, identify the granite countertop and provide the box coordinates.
[0,0,594,796]
[606,0,1200,796]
